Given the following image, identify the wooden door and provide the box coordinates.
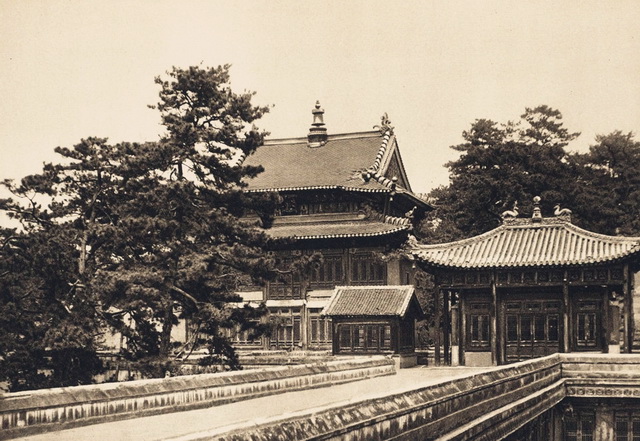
[504,300,563,363]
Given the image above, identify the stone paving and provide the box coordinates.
[14,366,493,441]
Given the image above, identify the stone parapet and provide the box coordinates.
[169,354,640,441]
[562,353,640,399]
[0,356,394,439]
[165,355,563,441]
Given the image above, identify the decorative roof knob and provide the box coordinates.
[311,101,324,126]
[308,100,328,147]
[532,196,542,222]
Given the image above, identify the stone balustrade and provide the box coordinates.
[164,355,564,441]
[0,356,394,439]
[562,353,640,399]
[165,354,640,441]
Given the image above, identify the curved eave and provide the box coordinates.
[327,313,402,318]
[416,249,640,271]
[245,185,389,194]
[281,226,409,241]
[396,190,433,211]
[412,221,640,270]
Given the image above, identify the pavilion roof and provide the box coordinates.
[412,217,640,269]
[322,285,420,317]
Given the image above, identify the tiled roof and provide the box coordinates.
[412,218,640,269]
[265,212,410,240]
[322,286,416,317]
[243,131,396,192]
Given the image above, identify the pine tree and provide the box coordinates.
[422,106,581,240]
[572,131,640,235]
[0,65,279,387]
[0,138,117,390]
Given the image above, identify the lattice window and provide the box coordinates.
[270,309,301,348]
[337,323,392,353]
[310,255,344,286]
[224,322,262,346]
[565,413,594,441]
[350,255,386,285]
[309,314,331,344]
[576,301,599,349]
[467,303,490,350]
[615,412,640,441]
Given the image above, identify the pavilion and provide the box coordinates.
[412,197,640,366]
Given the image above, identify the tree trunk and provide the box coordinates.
[159,303,174,358]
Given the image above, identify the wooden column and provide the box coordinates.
[435,289,442,365]
[595,405,614,441]
[602,285,610,353]
[563,277,571,353]
[459,292,466,366]
[301,303,309,351]
[623,263,633,353]
[443,290,451,365]
[490,277,498,365]
[497,289,506,365]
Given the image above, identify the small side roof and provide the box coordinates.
[322,285,423,318]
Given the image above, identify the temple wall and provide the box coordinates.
[465,351,493,367]
[386,258,402,284]
[1,356,394,439]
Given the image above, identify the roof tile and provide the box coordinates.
[265,220,408,240]
[413,218,640,269]
[243,132,391,191]
[322,286,416,317]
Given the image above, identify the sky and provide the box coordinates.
[1,0,639,196]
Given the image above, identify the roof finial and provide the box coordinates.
[554,204,572,222]
[532,196,542,222]
[501,201,519,220]
[373,112,394,134]
[308,101,328,148]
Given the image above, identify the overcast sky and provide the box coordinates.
[1,0,639,195]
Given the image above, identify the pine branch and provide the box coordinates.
[169,285,201,307]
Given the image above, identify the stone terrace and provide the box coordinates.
[5,354,640,441]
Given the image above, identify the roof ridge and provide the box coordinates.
[365,130,399,191]
[370,130,393,173]
[414,224,509,251]
[369,211,411,228]
[263,130,382,146]
[562,221,640,243]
